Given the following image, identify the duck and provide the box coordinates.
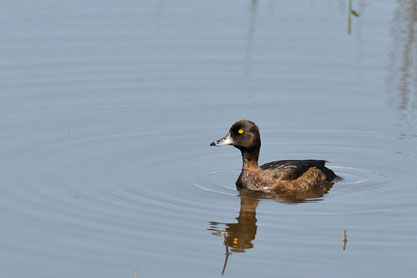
[210,120,337,193]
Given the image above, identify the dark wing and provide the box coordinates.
[260,160,329,180]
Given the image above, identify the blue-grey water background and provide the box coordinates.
[1,0,417,277]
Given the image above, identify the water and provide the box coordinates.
[1,0,417,277]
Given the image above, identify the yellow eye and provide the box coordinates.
[238,129,244,134]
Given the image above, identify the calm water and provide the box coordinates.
[1,0,417,277]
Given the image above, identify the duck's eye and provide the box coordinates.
[238,129,244,134]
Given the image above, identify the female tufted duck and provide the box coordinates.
[210,120,337,193]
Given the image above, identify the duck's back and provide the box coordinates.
[260,160,336,181]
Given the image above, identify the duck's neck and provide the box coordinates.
[241,148,260,170]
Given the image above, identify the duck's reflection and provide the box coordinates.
[208,182,334,275]
[209,193,259,253]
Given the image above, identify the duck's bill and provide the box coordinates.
[210,133,234,147]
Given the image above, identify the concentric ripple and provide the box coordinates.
[2,123,415,258]
[186,129,413,203]
[188,169,239,196]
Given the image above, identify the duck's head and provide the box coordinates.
[210,120,261,154]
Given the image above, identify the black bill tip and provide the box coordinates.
[210,141,216,146]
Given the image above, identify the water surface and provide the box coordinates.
[1,1,417,277]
